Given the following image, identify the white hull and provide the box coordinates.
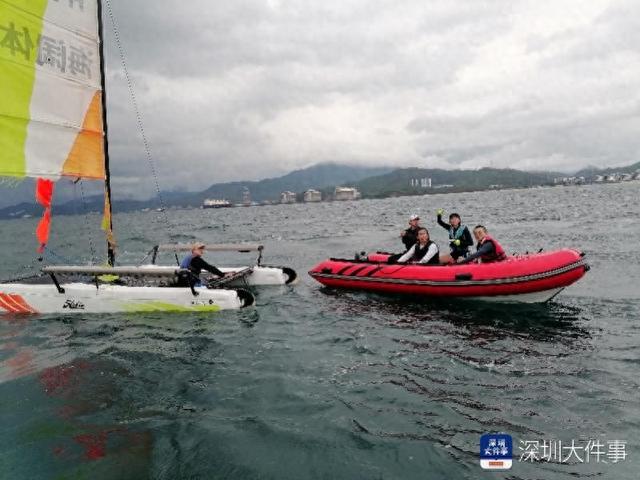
[217,266,297,286]
[466,287,565,304]
[0,283,252,315]
[136,265,297,286]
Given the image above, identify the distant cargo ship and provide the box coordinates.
[203,199,232,209]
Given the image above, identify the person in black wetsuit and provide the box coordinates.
[400,214,422,251]
[436,209,473,262]
[179,243,227,286]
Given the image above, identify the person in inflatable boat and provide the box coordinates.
[397,228,440,265]
[457,225,507,264]
[179,243,229,286]
[436,209,473,260]
[400,214,422,251]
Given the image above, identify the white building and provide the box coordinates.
[410,177,432,188]
[241,187,251,206]
[280,191,297,204]
[303,189,322,202]
[334,187,361,201]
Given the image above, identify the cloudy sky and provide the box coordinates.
[101,0,640,197]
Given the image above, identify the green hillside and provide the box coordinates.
[354,167,558,198]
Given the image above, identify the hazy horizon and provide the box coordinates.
[1,158,636,210]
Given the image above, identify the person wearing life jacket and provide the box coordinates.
[179,243,227,286]
[436,209,473,260]
[457,225,507,264]
[400,214,422,251]
[397,228,440,265]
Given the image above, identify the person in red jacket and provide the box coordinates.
[457,225,507,264]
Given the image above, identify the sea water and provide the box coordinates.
[0,182,638,479]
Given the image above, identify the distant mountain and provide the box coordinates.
[0,163,392,218]
[0,196,150,220]
[2,160,637,220]
[353,167,560,198]
[0,179,35,209]
[172,163,393,205]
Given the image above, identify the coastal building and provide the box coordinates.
[555,176,587,186]
[334,187,361,201]
[280,191,297,204]
[241,187,252,206]
[303,189,322,202]
[410,177,432,188]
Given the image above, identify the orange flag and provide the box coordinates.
[35,178,54,253]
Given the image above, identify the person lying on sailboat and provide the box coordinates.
[396,228,440,265]
[436,209,473,261]
[457,226,507,264]
[180,243,229,286]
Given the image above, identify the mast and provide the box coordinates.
[97,0,115,266]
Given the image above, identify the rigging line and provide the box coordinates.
[0,176,23,187]
[0,272,43,283]
[78,180,98,264]
[1,255,41,284]
[103,0,173,234]
[43,247,75,265]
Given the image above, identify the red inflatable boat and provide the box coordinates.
[309,249,589,303]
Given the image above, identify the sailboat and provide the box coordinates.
[0,0,255,313]
[146,243,297,286]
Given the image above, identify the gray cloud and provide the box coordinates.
[98,0,640,198]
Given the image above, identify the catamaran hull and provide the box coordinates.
[218,266,297,286]
[0,283,253,314]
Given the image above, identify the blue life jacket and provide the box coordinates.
[179,254,203,287]
[180,254,194,269]
[449,224,468,240]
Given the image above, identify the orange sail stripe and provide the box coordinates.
[0,294,29,313]
[8,294,38,314]
[61,91,105,179]
[0,294,23,313]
